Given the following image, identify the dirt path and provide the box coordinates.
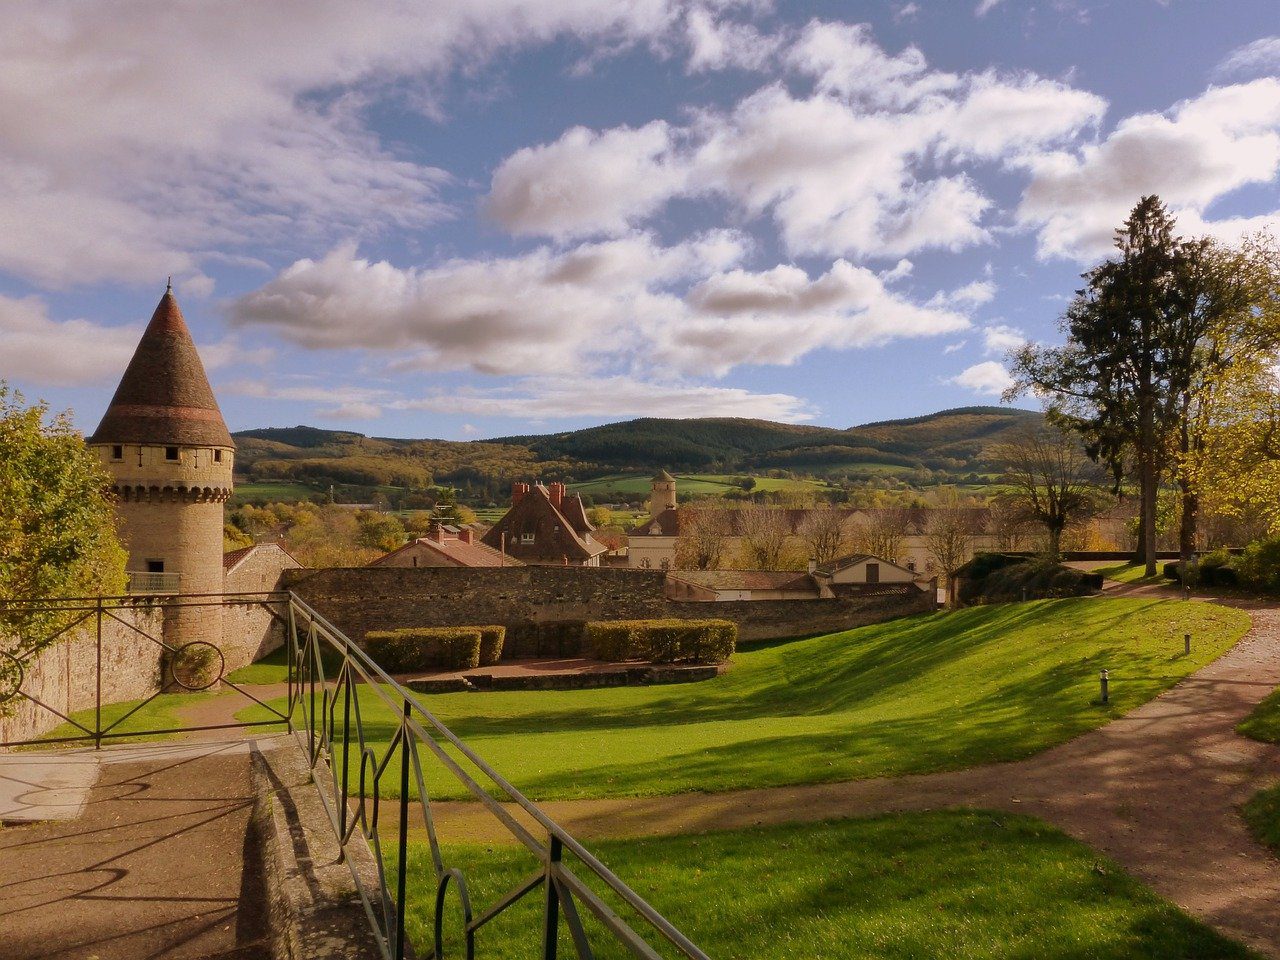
[426,599,1280,957]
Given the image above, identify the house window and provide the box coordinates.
[906,560,917,572]
[660,559,671,570]
[165,446,179,462]
[866,562,880,584]
[146,559,165,573]
[640,558,651,569]
[110,445,123,461]
[520,532,535,544]
[213,449,223,463]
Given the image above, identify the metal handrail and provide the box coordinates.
[287,592,710,960]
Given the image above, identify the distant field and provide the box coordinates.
[568,472,830,499]
[230,480,319,504]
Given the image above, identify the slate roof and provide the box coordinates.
[481,485,607,563]
[90,287,233,448]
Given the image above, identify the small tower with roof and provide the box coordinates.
[648,469,677,518]
[88,283,234,650]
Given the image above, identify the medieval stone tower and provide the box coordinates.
[88,284,234,649]
[648,469,677,518]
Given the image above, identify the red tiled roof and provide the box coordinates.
[371,535,520,568]
[90,287,233,448]
[482,485,606,563]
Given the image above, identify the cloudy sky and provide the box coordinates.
[1,1,1279,438]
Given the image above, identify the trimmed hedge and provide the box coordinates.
[364,627,482,672]
[959,555,1101,604]
[477,625,506,666]
[1164,551,1241,589]
[586,619,737,664]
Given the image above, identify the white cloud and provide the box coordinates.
[684,6,781,72]
[400,376,818,422]
[981,323,1026,354]
[1216,37,1280,80]
[0,1,683,287]
[231,234,974,381]
[929,279,996,309]
[786,20,958,108]
[1018,78,1280,259]
[893,4,921,24]
[0,293,269,388]
[487,24,1105,261]
[951,360,1013,396]
[486,122,686,239]
[975,0,1007,16]
[943,340,968,354]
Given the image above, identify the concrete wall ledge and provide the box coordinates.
[250,736,384,960]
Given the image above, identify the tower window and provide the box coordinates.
[165,446,179,461]
[146,559,165,573]
[213,449,223,463]
[110,445,123,461]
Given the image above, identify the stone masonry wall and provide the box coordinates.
[282,566,934,652]
[221,546,301,671]
[1,604,166,745]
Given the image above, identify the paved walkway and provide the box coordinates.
[428,596,1280,957]
[0,740,272,960]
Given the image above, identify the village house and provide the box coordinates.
[481,482,608,566]
[369,523,517,568]
[664,555,928,601]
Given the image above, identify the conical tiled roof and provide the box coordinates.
[89,287,234,448]
[653,469,675,482]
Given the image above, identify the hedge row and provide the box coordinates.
[956,554,1102,604]
[585,619,736,664]
[477,625,506,666]
[365,627,482,672]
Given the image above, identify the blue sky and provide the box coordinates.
[1,1,1278,440]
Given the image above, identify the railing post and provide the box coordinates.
[542,835,562,960]
[94,594,103,750]
[396,698,411,960]
[286,598,297,732]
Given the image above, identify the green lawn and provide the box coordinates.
[404,811,1254,959]
[1243,783,1280,857]
[240,598,1248,802]
[34,691,215,745]
[1095,563,1169,585]
[1238,684,1280,744]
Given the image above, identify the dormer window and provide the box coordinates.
[520,532,535,544]
[110,445,123,461]
[165,446,179,462]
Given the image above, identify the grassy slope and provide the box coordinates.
[1095,563,1169,585]
[35,691,215,745]
[567,472,828,498]
[241,598,1248,802]
[406,812,1254,959]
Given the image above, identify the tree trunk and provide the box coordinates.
[1141,458,1158,576]
[1180,481,1198,578]
[1048,524,1062,560]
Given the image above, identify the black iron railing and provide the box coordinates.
[0,592,709,959]
[287,594,709,960]
[0,592,291,747]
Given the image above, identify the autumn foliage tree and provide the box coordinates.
[0,384,126,653]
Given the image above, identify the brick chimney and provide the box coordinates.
[511,481,529,506]
[428,522,444,542]
[548,482,565,508]
[459,529,474,544]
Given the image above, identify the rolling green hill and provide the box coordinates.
[231,406,1042,505]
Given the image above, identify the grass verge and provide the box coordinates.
[404,811,1255,959]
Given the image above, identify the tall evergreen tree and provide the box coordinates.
[1010,196,1186,575]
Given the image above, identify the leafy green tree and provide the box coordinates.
[1011,197,1195,574]
[0,384,126,653]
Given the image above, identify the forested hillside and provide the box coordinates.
[232,407,1042,505]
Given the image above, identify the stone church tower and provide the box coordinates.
[89,284,234,649]
[648,469,677,518]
